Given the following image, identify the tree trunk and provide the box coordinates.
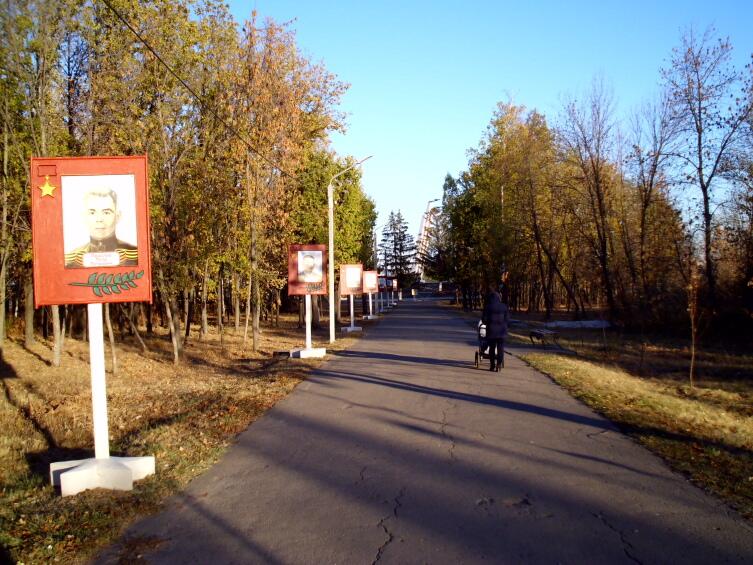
[60,306,67,351]
[0,256,6,347]
[701,185,716,308]
[250,222,260,353]
[218,273,224,346]
[689,289,698,388]
[335,286,342,324]
[252,274,260,353]
[312,295,321,328]
[184,288,193,341]
[51,305,63,366]
[273,289,280,327]
[164,292,182,364]
[123,304,148,353]
[1,95,7,348]
[24,274,35,348]
[200,261,209,339]
[233,271,240,333]
[243,273,251,346]
[105,303,117,376]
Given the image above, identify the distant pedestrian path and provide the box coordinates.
[98,300,753,564]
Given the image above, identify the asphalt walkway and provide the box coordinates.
[98,300,753,564]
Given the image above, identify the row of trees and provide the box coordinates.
[422,28,753,334]
[1,0,376,363]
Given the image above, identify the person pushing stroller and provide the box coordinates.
[482,284,509,372]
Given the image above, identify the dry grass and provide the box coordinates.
[0,314,363,564]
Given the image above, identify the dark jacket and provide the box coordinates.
[482,291,509,339]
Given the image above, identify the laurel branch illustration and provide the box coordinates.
[69,270,144,297]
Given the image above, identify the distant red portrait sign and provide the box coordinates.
[288,244,327,295]
[339,264,363,296]
[30,156,153,307]
[362,270,378,293]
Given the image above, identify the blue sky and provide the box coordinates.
[227,1,753,236]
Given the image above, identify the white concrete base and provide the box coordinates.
[50,456,155,497]
[362,315,379,320]
[341,326,362,333]
[290,347,326,358]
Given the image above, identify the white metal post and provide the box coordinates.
[369,292,373,316]
[305,294,312,349]
[87,303,110,459]
[326,156,372,343]
[327,183,335,344]
[349,294,355,329]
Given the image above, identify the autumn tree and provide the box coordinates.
[662,27,753,309]
[559,79,620,320]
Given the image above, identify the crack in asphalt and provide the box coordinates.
[586,429,610,440]
[372,488,406,564]
[592,512,642,564]
[440,408,457,463]
[354,465,367,486]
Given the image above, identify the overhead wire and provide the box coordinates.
[99,0,295,179]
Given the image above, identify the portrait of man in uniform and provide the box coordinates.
[62,175,138,269]
[298,251,323,283]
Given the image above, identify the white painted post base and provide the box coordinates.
[341,326,362,333]
[50,303,155,496]
[291,294,326,358]
[50,456,156,497]
[363,292,378,319]
[290,347,326,358]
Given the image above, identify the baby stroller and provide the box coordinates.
[475,320,504,370]
[474,321,490,369]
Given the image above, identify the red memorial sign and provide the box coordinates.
[30,156,153,307]
[339,264,363,296]
[288,244,328,295]
[362,270,378,293]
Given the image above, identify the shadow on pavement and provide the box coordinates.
[311,368,614,431]
[334,349,473,369]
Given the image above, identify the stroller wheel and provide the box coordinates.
[474,352,479,368]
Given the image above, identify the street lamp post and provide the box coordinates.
[328,155,372,343]
[417,198,440,282]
